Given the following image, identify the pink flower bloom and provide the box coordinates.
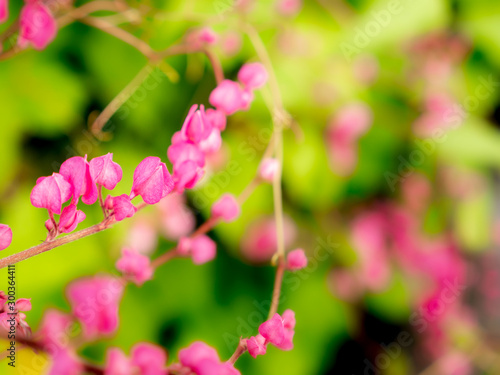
[238,63,268,90]
[258,158,280,183]
[37,309,74,350]
[286,249,307,271]
[246,334,267,358]
[60,156,98,205]
[276,309,295,350]
[180,105,212,144]
[66,276,124,338]
[116,248,154,286]
[18,2,57,50]
[157,193,195,240]
[221,32,242,57]
[186,27,218,49]
[178,235,217,265]
[30,173,72,214]
[276,0,303,16]
[130,343,168,375]
[131,157,174,204]
[259,313,285,346]
[15,298,31,311]
[209,80,244,115]
[0,0,8,23]
[172,160,205,193]
[105,348,131,375]
[48,349,83,375]
[0,297,32,337]
[105,194,137,221]
[199,128,222,154]
[0,224,12,250]
[58,204,86,234]
[168,141,205,169]
[89,153,123,191]
[211,194,240,222]
[179,341,240,375]
[205,108,227,131]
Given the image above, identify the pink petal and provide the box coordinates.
[105,348,132,375]
[19,3,57,50]
[238,63,268,90]
[15,298,32,312]
[209,80,244,115]
[131,343,168,375]
[190,235,217,265]
[89,153,123,191]
[0,224,12,250]
[211,194,240,222]
[258,313,285,346]
[286,249,308,271]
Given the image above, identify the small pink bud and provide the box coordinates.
[205,108,227,131]
[60,156,98,205]
[180,105,212,144]
[105,194,137,221]
[89,153,123,190]
[58,204,86,234]
[239,88,254,111]
[209,80,244,115]
[116,248,154,286]
[30,173,72,214]
[259,313,285,346]
[238,63,268,90]
[0,224,12,250]
[131,343,168,375]
[198,128,222,154]
[172,160,205,193]
[168,141,205,169]
[38,309,74,350]
[105,348,131,375]
[0,0,8,23]
[286,249,307,271]
[130,157,174,204]
[246,335,267,358]
[258,158,280,183]
[211,194,240,222]
[18,2,57,50]
[179,235,217,265]
[15,298,31,311]
[186,27,218,49]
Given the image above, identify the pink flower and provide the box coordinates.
[168,141,205,169]
[221,32,243,57]
[276,0,303,16]
[105,348,131,375]
[246,334,267,358]
[238,63,268,90]
[60,156,98,205]
[89,153,123,191]
[198,128,222,154]
[259,313,285,346]
[105,194,137,221]
[211,194,240,222]
[105,343,167,375]
[205,108,227,131]
[0,224,12,250]
[18,2,57,50]
[180,105,212,144]
[258,158,280,183]
[179,341,240,375]
[172,160,205,193]
[37,309,74,350]
[48,349,83,375]
[286,249,307,271]
[178,235,217,265]
[58,204,86,234]
[186,27,218,49]
[0,297,32,337]
[66,276,124,338]
[126,220,158,255]
[116,248,154,286]
[209,80,244,115]
[30,173,72,215]
[277,309,295,350]
[130,157,174,204]
[0,0,8,23]
[239,88,254,111]
[157,193,195,240]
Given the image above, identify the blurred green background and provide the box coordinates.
[1,0,500,374]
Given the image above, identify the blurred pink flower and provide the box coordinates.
[116,248,154,286]
[130,157,174,204]
[0,224,12,250]
[178,341,240,375]
[18,1,57,50]
[66,276,124,338]
[276,0,302,16]
[238,63,268,90]
[157,193,195,240]
[211,194,240,222]
[258,158,280,183]
[37,309,74,350]
[286,249,307,271]
[0,0,8,23]
[178,235,217,265]
[209,80,245,115]
[126,220,158,255]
